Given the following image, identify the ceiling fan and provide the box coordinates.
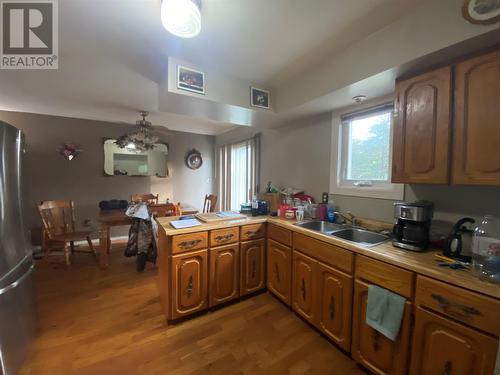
[116,111,175,152]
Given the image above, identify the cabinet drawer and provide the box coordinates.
[293,232,353,274]
[210,227,239,247]
[416,276,500,336]
[355,255,414,298]
[172,232,208,254]
[268,224,292,247]
[240,223,266,241]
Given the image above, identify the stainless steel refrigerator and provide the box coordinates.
[0,121,36,375]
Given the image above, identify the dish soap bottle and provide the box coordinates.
[472,215,500,284]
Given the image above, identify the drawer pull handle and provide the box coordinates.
[186,276,194,297]
[301,278,306,301]
[329,296,335,321]
[215,233,234,242]
[179,239,202,248]
[245,230,259,236]
[431,294,482,320]
[275,264,280,283]
[442,360,452,375]
[251,260,257,279]
[372,331,381,352]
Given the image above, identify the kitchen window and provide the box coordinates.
[217,135,260,211]
[330,103,404,200]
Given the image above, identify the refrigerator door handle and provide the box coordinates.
[0,264,34,296]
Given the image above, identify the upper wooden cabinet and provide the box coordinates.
[392,66,452,184]
[453,50,500,185]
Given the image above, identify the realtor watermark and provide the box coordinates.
[1,0,58,69]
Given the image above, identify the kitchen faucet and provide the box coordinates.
[334,211,357,226]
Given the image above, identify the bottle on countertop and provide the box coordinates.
[472,215,500,284]
[251,194,259,217]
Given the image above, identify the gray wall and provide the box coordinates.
[217,112,500,230]
[0,111,215,241]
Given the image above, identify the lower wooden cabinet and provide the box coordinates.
[267,239,292,306]
[410,306,498,375]
[171,249,208,319]
[240,239,266,296]
[292,251,317,323]
[351,279,412,375]
[316,262,353,351]
[209,243,239,307]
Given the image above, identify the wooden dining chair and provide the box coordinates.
[130,193,159,205]
[150,203,179,218]
[203,194,218,213]
[38,200,96,266]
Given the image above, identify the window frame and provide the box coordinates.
[330,104,404,200]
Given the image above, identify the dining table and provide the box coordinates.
[97,204,198,268]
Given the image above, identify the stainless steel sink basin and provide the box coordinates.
[330,228,388,247]
[294,221,344,233]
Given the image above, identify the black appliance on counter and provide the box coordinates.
[392,201,434,252]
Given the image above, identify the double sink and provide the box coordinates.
[294,221,389,247]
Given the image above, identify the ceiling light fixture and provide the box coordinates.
[116,112,160,152]
[161,0,201,38]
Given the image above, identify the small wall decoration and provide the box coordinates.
[462,0,500,24]
[58,143,82,161]
[177,65,205,94]
[185,149,203,170]
[250,86,270,109]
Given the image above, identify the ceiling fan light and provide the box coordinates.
[161,0,201,38]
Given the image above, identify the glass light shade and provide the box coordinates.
[161,0,201,38]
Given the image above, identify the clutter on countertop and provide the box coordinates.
[472,215,500,284]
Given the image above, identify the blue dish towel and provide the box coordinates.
[366,285,406,341]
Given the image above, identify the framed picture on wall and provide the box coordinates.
[462,0,500,24]
[177,65,205,94]
[250,87,270,109]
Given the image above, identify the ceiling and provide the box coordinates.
[0,0,496,135]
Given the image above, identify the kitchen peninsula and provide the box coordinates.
[156,216,500,375]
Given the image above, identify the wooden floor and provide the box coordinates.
[21,246,365,375]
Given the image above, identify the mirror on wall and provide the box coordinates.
[103,139,169,177]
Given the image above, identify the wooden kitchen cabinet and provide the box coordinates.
[292,251,317,324]
[171,249,208,319]
[315,262,353,351]
[351,279,412,375]
[240,239,266,296]
[453,50,500,185]
[267,239,292,306]
[392,66,452,184]
[209,243,239,307]
[410,306,498,375]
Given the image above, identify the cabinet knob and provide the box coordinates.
[215,233,234,242]
[301,278,306,301]
[372,330,381,352]
[180,239,202,248]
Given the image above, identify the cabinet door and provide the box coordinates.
[292,251,317,324]
[351,280,412,375]
[171,249,208,319]
[315,262,353,351]
[240,239,266,296]
[392,66,452,184]
[453,50,500,185]
[410,307,498,375]
[267,239,292,306]
[209,243,239,307]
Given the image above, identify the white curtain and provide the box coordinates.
[216,134,260,211]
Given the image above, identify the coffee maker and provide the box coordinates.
[393,201,434,251]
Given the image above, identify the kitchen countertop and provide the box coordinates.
[156,215,500,300]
